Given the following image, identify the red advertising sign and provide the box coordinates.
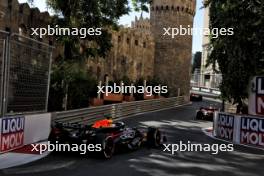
[0,116,25,152]
[256,77,264,115]
[216,113,234,141]
[240,117,264,147]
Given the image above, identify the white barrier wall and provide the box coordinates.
[214,112,264,148]
[0,113,51,153]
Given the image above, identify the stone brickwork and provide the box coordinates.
[0,0,51,41]
[150,0,196,96]
[87,18,154,82]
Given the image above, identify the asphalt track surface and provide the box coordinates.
[1,101,264,176]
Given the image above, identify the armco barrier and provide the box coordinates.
[213,112,264,149]
[52,96,187,124]
[191,86,221,98]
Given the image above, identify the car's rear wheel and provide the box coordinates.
[95,134,115,159]
[196,111,203,120]
[147,127,161,148]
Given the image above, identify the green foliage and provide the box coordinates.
[205,0,264,103]
[29,0,150,110]
[132,0,150,12]
[48,57,98,111]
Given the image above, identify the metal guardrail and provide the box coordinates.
[190,86,221,98]
[52,96,187,124]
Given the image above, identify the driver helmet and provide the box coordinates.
[104,114,112,120]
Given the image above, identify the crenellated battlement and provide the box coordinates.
[131,14,151,32]
[150,0,196,16]
[0,0,52,37]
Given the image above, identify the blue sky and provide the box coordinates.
[18,0,204,53]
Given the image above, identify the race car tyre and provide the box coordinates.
[147,127,161,148]
[95,134,115,159]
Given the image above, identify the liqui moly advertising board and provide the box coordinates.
[215,113,235,141]
[249,76,264,116]
[0,116,25,152]
[240,116,264,147]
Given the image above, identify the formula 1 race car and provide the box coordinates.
[49,121,166,159]
[196,105,219,121]
[190,93,203,101]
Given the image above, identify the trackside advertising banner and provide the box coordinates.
[0,113,51,154]
[240,116,264,146]
[249,76,264,116]
[214,112,264,149]
[0,116,25,152]
[214,113,235,141]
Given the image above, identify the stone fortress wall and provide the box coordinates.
[0,0,196,96]
[150,0,196,96]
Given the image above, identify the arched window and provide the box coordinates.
[135,40,138,46]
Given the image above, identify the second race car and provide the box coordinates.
[195,105,219,121]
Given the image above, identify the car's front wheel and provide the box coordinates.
[147,127,161,148]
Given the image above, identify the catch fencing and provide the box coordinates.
[52,96,188,125]
[191,73,222,89]
[0,31,52,116]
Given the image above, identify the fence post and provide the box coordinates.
[1,34,10,116]
[45,50,53,112]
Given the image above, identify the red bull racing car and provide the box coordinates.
[49,120,166,159]
[196,105,219,121]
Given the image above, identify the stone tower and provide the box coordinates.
[150,0,196,96]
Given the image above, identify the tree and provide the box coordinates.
[29,0,150,110]
[192,51,202,73]
[205,0,264,105]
